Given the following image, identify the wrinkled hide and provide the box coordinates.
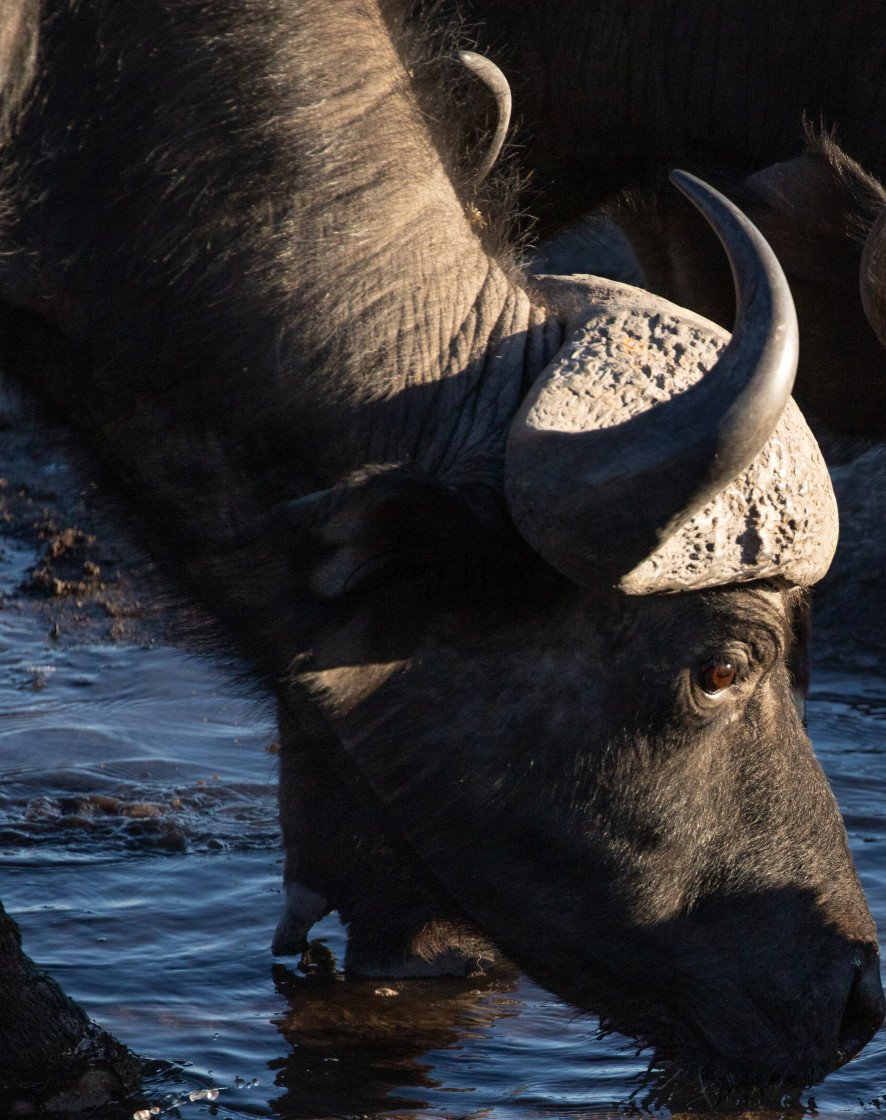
[0,0,880,1099]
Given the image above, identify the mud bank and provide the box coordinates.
[0,384,177,649]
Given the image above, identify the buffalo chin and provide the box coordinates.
[638,1061,819,1111]
[602,1013,845,1104]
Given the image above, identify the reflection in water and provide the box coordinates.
[0,531,885,1119]
[270,962,523,1117]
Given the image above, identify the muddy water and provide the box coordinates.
[1,534,886,1120]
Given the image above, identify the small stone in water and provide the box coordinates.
[187,1088,220,1102]
[374,986,399,997]
[121,803,162,819]
[91,795,123,814]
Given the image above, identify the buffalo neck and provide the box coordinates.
[2,0,562,499]
[0,0,564,673]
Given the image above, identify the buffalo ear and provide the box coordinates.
[281,467,513,602]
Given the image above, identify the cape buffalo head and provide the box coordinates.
[0,0,878,1100]
[274,177,883,1093]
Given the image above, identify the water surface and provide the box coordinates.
[1,537,885,1120]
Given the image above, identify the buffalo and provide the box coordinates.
[528,136,886,441]
[452,1,886,439]
[454,0,886,221]
[0,0,882,1107]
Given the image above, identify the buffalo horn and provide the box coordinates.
[458,50,511,184]
[860,209,886,349]
[505,172,826,590]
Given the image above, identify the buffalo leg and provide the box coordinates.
[277,700,500,978]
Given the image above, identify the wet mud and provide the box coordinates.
[0,382,174,649]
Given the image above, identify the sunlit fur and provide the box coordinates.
[0,0,880,1094]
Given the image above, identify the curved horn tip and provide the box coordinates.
[668,167,799,461]
[668,168,789,288]
[458,50,512,184]
[505,175,806,591]
[668,169,797,333]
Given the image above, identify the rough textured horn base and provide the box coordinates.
[509,279,838,592]
[622,393,838,592]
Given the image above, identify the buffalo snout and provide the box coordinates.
[837,942,885,1062]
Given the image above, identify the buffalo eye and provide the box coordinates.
[701,662,736,694]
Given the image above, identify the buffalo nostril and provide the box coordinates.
[838,945,886,1062]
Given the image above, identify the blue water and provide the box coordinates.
[0,535,885,1120]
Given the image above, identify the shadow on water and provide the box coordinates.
[0,528,886,1119]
